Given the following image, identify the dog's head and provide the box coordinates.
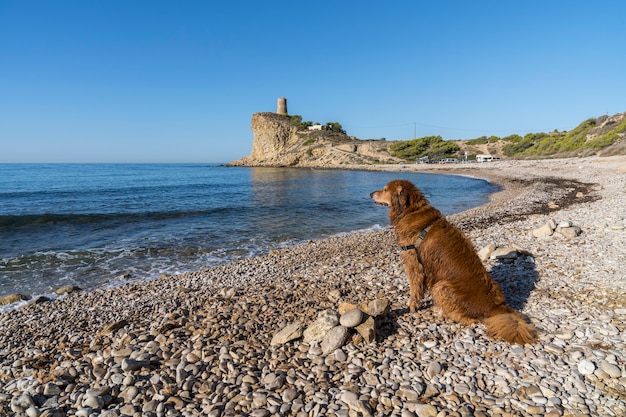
[370,180,425,222]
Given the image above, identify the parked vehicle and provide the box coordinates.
[476,154,501,163]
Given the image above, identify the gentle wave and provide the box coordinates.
[0,208,236,228]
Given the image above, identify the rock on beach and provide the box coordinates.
[0,156,625,417]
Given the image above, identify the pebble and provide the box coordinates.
[578,360,596,375]
[426,362,442,379]
[0,157,625,417]
[599,361,622,378]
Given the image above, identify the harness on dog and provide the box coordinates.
[400,224,432,252]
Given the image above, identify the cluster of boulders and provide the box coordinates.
[270,298,391,354]
[532,219,582,239]
[477,243,533,263]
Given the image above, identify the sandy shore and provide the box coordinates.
[0,156,624,416]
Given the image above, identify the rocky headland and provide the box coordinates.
[0,156,625,416]
[228,112,402,167]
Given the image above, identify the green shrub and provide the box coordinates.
[587,131,618,148]
[390,136,459,160]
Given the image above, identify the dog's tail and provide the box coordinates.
[483,307,537,345]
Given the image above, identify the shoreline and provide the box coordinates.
[1,156,625,416]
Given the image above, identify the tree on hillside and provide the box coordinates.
[326,122,346,134]
[390,136,460,160]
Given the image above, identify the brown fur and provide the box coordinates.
[371,180,537,344]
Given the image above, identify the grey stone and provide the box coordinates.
[598,361,621,378]
[426,362,442,379]
[533,223,554,238]
[321,325,349,355]
[339,308,364,327]
[303,309,339,343]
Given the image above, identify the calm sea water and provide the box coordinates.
[0,164,499,304]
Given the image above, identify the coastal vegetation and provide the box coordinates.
[500,115,626,157]
[389,135,460,161]
[390,112,626,161]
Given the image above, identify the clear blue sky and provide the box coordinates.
[1,1,625,163]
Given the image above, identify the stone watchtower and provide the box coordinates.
[276,97,288,115]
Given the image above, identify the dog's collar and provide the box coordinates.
[400,224,433,251]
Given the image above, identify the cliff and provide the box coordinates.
[228,112,402,167]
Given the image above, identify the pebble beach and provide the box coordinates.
[1,156,625,417]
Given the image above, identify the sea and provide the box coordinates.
[0,164,499,307]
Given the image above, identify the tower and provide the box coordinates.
[276,97,288,115]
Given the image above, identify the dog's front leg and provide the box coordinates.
[402,252,426,313]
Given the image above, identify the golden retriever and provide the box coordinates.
[371,180,536,344]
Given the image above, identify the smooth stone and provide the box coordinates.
[25,407,41,417]
[121,358,148,372]
[426,362,442,379]
[321,325,349,355]
[263,372,285,390]
[334,348,347,362]
[339,308,364,327]
[598,361,621,378]
[405,403,438,417]
[282,388,298,402]
[453,383,470,395]
[119,386,139,402]
[578,359,596,375]
[82,395,103,410]
[533,223,554,238]
[398,387,419,401]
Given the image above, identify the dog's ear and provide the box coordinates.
[391,183,409,215]
[397,183,411,208]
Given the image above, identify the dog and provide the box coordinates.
[371,179,537,344]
